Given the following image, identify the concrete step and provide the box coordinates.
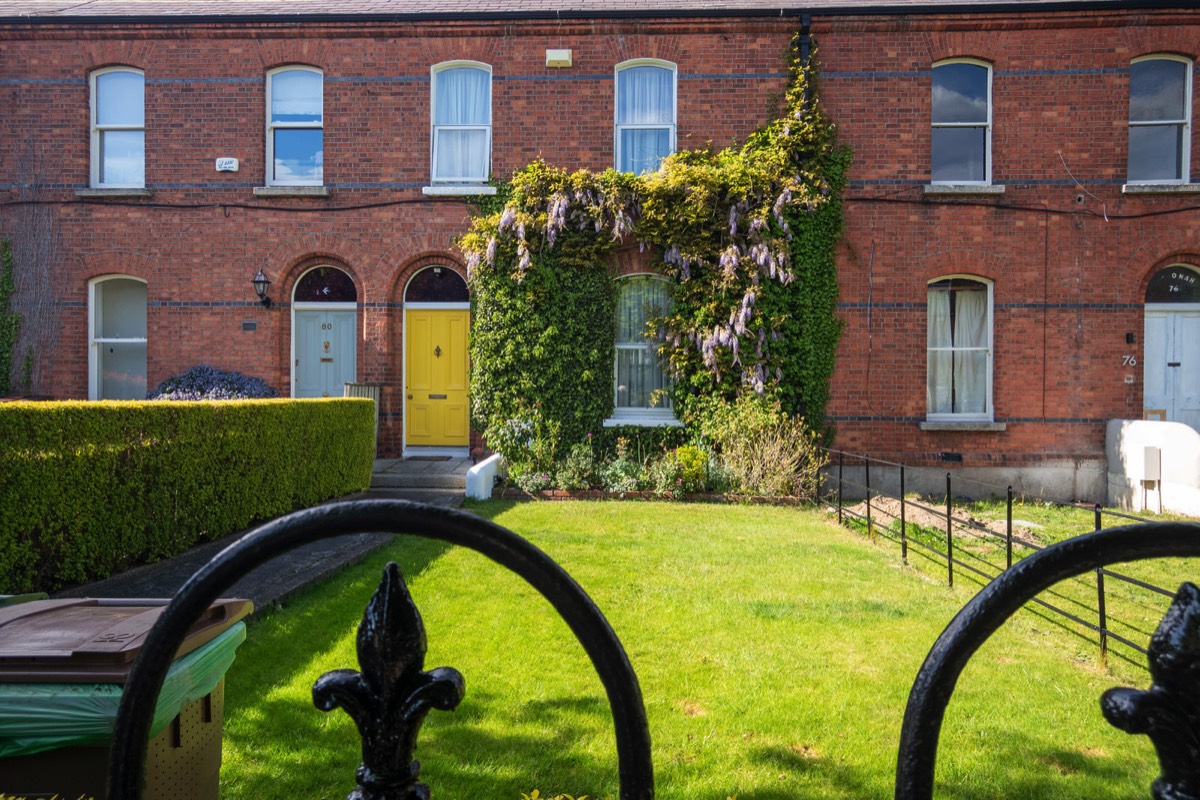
[369,472,467,489]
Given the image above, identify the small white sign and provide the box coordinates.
[546,49,572,68]
[216,157,239,173]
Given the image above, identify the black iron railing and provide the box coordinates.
[107,499,1200,800]
[822,447,1191,667]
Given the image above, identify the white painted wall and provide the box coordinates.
[1107,419,1200,517]
[466,453,504,500]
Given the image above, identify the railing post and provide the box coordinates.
[866,456,873,541]
[837,452,844,525]
[946,472,954,588]
[900,465,908,563]
[1095,504,1108,664]
[1006,486,1014,570]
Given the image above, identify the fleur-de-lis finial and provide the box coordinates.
[1101,581,1200,800]
[313,563,465,800]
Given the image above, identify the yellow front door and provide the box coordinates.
[406,309,470,446]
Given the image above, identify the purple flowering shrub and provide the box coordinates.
[149,364,277,401]
[513,470,553,494]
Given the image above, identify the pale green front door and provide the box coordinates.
[294,309,357,397]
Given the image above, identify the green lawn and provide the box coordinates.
[219,501,1176,800]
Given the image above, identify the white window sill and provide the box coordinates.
[76,188,151,197]
[603,412,682,428]
[422,185,497,196]
[920,420,1006,432]
[253,186,330,197]
[923,184,1005,196]
[1122,183,1200,195]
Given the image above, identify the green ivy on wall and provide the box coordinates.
[461,36,850,463]
[0,240,20,398]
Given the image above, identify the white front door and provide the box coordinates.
[294,309,357,397]
[1145,308,1200,431]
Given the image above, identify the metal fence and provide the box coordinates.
[822,447,1188,666]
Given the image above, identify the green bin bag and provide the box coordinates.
[0,621,246,758]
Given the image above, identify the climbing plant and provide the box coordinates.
[0,240,20,397]
[461,35,849,464]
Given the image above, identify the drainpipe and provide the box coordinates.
[798,13,813,107]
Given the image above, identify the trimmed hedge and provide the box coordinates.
[0,398,375,593]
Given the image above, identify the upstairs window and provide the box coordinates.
[931,60,991,184]
[1128,56,1192,183]
[615,61,676,174]
[431,62,492,184]
[91,68,145,188]
[927,277,993,420]
[267,66,323,185]
[610,275,675,424]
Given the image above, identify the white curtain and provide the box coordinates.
[271,70,322,123]
[434,67,490,181]
[928,285,988,415]
[617,66,673,173]
[615,278,671,409]
[617,66,673,124]
[927,289,953,414]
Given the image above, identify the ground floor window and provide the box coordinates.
[89,275,147,400]
[609,274,675,425]
[927,277,992,419]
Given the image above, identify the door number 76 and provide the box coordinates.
[1122,355,1137,367]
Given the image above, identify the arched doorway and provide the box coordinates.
[291,265,357,398]
[404,265,469,453]
[1144,264,1200,431]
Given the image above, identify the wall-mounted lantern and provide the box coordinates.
[252,269,272,307]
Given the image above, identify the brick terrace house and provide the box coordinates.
[1,0,1197,501]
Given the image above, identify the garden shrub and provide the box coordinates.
[599,437,645,492]
[555,439,599,490]
[0,398,373,593]
[646,450,685,498]
[487,402,561,476]
[512,469,553,494]
[149,364,277,400]
[674,444,708,493]
[694,393,825,498]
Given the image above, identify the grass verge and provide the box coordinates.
[220,501,1174,800]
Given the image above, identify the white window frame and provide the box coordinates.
[926,275,994,422]
[931,59,993,186]
[429,61,492,186]
[266,65,324,187]
[605,273,679,427]
[88,275,148,400]
[614,59,677,175]
[90,67,145,188]
[1127,54,1193,185]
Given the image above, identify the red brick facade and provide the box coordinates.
[1,4,1197,497]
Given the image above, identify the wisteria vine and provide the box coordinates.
[461,36,848,426]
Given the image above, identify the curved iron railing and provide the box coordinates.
[107,499,654,800]
[108,500,1198,800]
[896,520,1200,800]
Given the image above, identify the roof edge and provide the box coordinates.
[0,0,1195,29]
